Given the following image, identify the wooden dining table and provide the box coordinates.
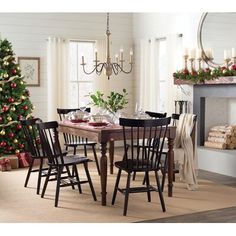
[58,121,176,206]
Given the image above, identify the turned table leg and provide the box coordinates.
[109,139,114,174]
[167,137,174,197]
[100,142,108,206]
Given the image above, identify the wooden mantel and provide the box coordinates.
[174,76,236,85]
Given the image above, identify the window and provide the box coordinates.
[68,41,95,108]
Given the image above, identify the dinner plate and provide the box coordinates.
[88,122,108,127]
[70,119,88,123]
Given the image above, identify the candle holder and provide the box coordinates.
[183,55,188,70]
[224,58,231,68]
[188,58,195,72]
[197,58,202,70]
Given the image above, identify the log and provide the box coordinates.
[210,126,234,134]
[226,143,235,149]
[208,131,231,139]
[204,141,226,149]
[207,136,231,144]
[231,136,236,144]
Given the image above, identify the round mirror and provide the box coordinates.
[198,12,236,68]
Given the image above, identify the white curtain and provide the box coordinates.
[139,38,159,111]
[47,37,69,121]
[166,34,183,115]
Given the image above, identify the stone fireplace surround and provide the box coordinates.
[192,81,236,177]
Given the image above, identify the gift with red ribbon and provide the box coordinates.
[0,158,12,171]
[17,152,30,168]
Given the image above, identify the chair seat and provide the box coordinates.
[64,141,97,146]
[49,155,91,166]
[115,160,158,172]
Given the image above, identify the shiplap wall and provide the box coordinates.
[0,13,134,121]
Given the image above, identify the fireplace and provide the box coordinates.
[193,83,236,145]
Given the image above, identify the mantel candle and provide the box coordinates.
[232,48,236,57]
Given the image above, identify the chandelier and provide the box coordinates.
[81,13,134,80]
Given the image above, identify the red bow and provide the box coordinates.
[0,158,10,167]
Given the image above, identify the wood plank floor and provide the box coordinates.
[139,169,236,223]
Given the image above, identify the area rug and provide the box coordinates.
[1,161,236,223]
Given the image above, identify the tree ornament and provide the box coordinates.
[17,66,20,70]
[16,124,22,130]
[21,95,26,100]
[8,132,14,138]
[8,97,14,103]
[15,149,20,154]
[10,82,17,88]
[11,106,16,111]
[2,106,9,112]
[3,73,9,78]
[29,126,33,130]
[3,61,9,66]
[7,116,12,121]
[0,141,7,147]
[0,130,6,136]
[23,105,28,110]
[7,146,13,151]
[13,139,18,144]
[18,143,24,149]
[18,115,23,120]
[11,69,17,75]
[0,87,2,92]
[20,81,24,85]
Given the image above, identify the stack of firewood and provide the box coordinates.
[204,125,236,149]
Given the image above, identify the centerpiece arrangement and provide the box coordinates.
[88,89,128,123]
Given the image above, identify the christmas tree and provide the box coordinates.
[0,39,34,156]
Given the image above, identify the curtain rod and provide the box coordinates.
[45,38,96,43]
[148,33,183,42]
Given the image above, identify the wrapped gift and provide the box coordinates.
[0,158,11,171]
[27,152,41,166]
[17,152,30,168]
[2,155,19,169]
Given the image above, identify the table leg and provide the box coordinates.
[167,137,174,197]
[109,139,114,174]
[100,142,108,206]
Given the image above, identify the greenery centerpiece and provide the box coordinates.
[88,89,128,121]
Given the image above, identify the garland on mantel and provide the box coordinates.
[173,64,236,83]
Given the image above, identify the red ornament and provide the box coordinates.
[0,141,7,147]
[6,146,13,151]
[2,106,8,112]
[23,105,28,110]
[10,83,17,88]
[8,97,14,103]
[16,124,22,130]
[12,69,17,75]
[191,71,197,76]
[18,115,23,120]
[18,143,24,149]
[8,132,14,138]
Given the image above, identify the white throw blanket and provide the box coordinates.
[174,113,198,190]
